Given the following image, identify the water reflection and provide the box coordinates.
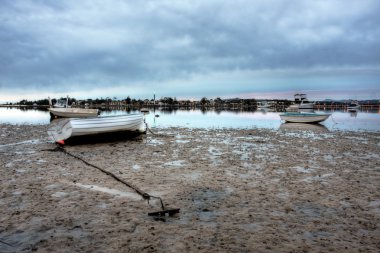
[0,107,49,124]
[279,123,329,132]
[1,107,380,131]
[258,108,276,114]
[349,110,358,118]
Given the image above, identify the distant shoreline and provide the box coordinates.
[1,101,379,111]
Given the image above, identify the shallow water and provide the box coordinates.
[0,107,379,131]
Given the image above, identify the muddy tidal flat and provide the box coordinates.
[1,123,379,252]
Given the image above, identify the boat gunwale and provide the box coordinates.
[280,112,331,117]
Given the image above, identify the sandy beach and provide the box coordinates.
[0,123,379,252]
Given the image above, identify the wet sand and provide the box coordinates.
[0,123,379,252]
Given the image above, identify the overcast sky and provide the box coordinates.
[1,0,379,102]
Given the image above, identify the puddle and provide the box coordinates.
[198,209,225,223]
[369,200,380,214]
[45,184,61,190]
[0,224,89,252]
[184,172,202,181]
[51,192,69,198]
[303,231,333,240]
[277,191,289,200]
[241,223,262,232]
[323,154,337,164]
[294,203,337,219]
[232,149,250,161]
[132,164,141,171]
[147,139,165,145]
[344,136,369,143]
[175,188,232,226]
[15,150,36,155]
[0,139,46,148]
[175,134,191,143]
[176,139,190,144]
[191,188,230,209]
[97,203,108,209]
[303,173,334,183]
[5,162,14,168]
[208,146,223,156]
[293,166,313,173]
[75,183,141,200]
[164,160,186,167]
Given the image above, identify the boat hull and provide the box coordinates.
[48,114,146,142]
[280,113,330,123]
[48,108,99,118]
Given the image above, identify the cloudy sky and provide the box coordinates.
[1,0,379,102]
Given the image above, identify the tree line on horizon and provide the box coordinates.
[8,96,256,106]
[5,96,380,107]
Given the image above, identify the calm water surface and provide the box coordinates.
[0,107,379,132]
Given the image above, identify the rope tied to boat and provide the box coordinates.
[145,122,169,137]
[144,123,176,139]
[45,144,179,217]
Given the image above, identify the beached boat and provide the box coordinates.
[47,114,146,142]
[48,107,99,118]
[280,112,331,123]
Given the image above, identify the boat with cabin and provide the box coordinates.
[286,94,315,112]
[347,101,360,111]
[257,101,272,109]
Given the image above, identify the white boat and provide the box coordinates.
[47,114,146,142]
[257,101,272,109]
[347,101,360,111]
[48,107,99,118]
[280,112,330,123]
[286,94,314,111]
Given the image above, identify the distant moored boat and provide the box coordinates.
[48,107,99,118]
[347,101,360,111]
[286,94,315,112]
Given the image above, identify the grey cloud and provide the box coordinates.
[0,0,379,96]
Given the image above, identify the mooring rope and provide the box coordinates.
[145,123,177,138]
[0,239,14,248]
[145,122,157,135]
[45,145,165,210]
